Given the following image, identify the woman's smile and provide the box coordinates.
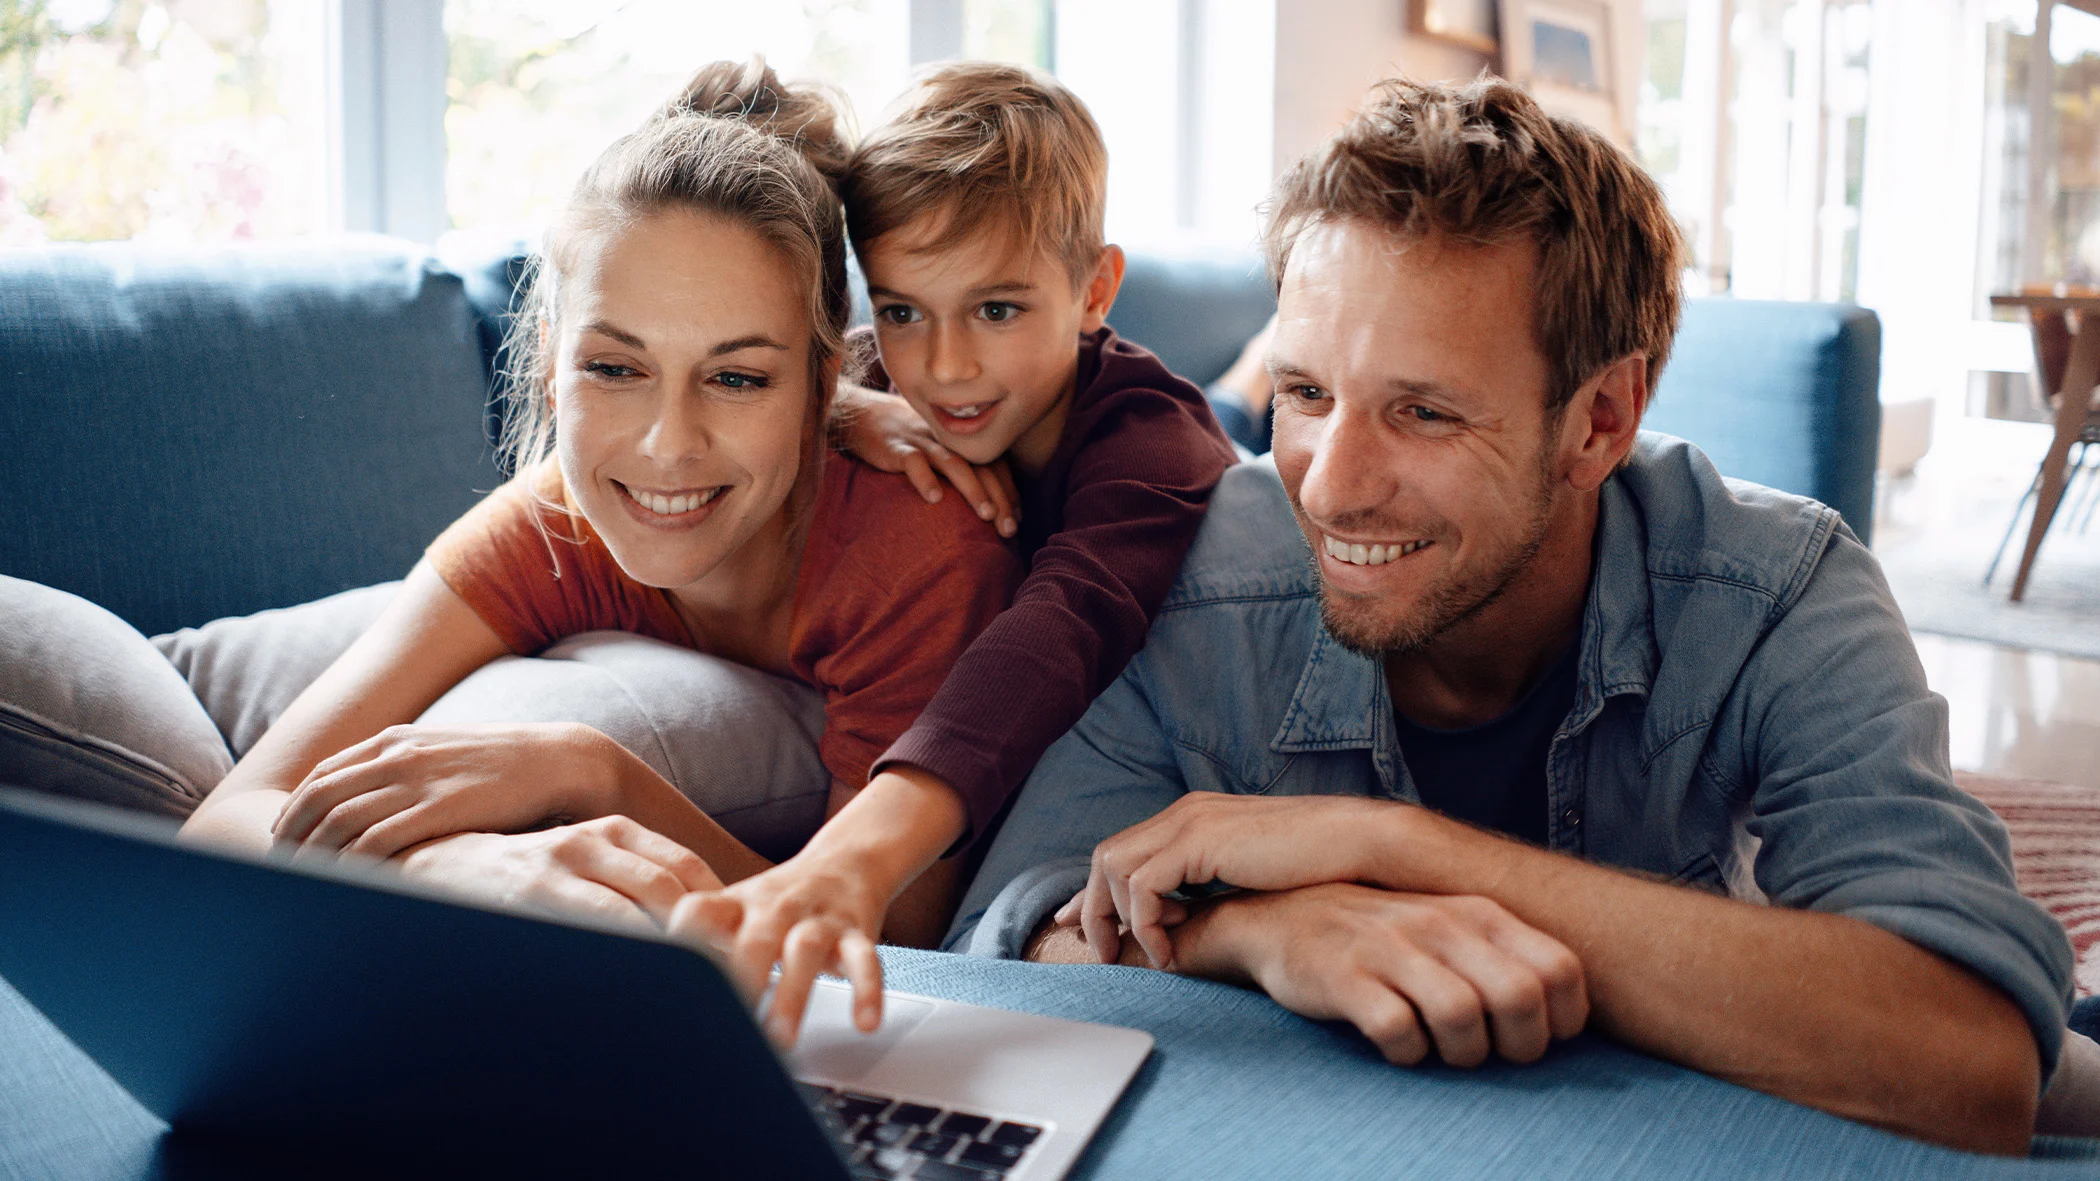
[612,478,730,528]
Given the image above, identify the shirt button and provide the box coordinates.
[1561,806,1583,830]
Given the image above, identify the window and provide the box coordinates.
[444,0,912,234]
[0,0,330,244]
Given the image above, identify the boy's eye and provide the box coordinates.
[876,305,921,326]
[978,301,1020,323]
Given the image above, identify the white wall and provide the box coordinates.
[1270,0,1643,178]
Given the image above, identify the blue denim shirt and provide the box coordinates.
[949,434,2075,1073]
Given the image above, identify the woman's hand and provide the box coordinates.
[665,852,888,1047]
[832,382,1019,537]
[397,817,723,928]
[271,721,627,860]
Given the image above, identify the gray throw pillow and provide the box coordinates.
[156,582,831,860]
[0,576,232,817]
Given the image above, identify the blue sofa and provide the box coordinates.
[0,235,1881,639]
[26,238,2100,1179]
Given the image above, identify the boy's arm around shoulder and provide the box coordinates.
[874,377,1236,842]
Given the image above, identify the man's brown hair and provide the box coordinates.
[842,61,1108,286]
[1265,76,1684,411]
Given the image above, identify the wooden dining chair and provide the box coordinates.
[1984,305,2100,598]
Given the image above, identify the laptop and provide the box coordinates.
[0,789,1151,1180]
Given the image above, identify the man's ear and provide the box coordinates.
[1079,244,1126,331]
[1562,353,1648,493]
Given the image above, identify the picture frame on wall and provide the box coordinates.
[1497,0,1621,140]
[1411,0,1498,55]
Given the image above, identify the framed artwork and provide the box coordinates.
[1411,0,1498,55]
[1497,0,1621,140]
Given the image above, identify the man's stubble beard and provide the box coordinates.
[1306,436,1562,661]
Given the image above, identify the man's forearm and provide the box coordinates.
[1365,808,2040,1154]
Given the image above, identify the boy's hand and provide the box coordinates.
[832,382,1019,537]
[666,855,887,1048]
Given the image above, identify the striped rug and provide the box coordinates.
[1958,772,2100,998]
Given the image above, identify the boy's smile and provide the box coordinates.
[859,217,1123,476]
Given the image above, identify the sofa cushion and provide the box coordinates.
[1107,247,1275,388]
[0,576,231,817]
[1648,299,1882,543]
[157,581,830,861]
[0,237,501,635]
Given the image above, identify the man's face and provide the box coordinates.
[1269,221,1568,657]
[860,216,1112,474]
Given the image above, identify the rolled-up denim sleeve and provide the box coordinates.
[1737,527,2075,1076]
[944,662,1189,957]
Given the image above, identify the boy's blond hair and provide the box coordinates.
[842,61,1107,287]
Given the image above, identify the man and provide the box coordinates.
[947,77,2076,1155]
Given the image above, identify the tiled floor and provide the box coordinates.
[1914,633,2100,790]
[1881,415,2100,790]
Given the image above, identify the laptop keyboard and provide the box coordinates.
[800,1082,1044,1180]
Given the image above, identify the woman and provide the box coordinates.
[183,60,1019,1041]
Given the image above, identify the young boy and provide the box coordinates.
[835,61,1239,864]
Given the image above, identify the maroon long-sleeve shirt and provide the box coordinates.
[868,326,1238,841]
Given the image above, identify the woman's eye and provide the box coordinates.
[584,361,638,379]
[876,305,919,326]
[978,301,1020,323]
[716,371,769,390]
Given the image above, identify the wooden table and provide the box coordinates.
[1989,291,2100,601]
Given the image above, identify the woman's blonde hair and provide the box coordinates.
[497,58,853,475]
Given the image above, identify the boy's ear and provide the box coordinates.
[1079,244,1126,332]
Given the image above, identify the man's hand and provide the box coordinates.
[272,722,624,861]
[1070,792,1411,967]
[1188,883,1589,1067]
[664,852,889,1049]
[832,382,1019,536]
[395,817,722,929]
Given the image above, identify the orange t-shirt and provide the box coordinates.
[424,458,1022,790]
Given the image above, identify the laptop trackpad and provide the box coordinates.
[786,980,935,1083]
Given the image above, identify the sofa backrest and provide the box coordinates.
[0,234,1881,637]
[0,238,500,636]
[1646,299,1882,544]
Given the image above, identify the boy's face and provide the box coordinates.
[860,216,1121,475]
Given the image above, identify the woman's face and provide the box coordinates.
[550,208,822,594]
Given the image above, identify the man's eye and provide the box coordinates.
[876,305,919,326]
[716,371,769,390]
[1288,383,1327,402]
[979,301,1019,322]
[1410,405,1447,422]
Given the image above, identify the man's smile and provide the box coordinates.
[1320,534,1433,567]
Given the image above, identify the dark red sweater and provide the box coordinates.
[867,326,1237,841]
